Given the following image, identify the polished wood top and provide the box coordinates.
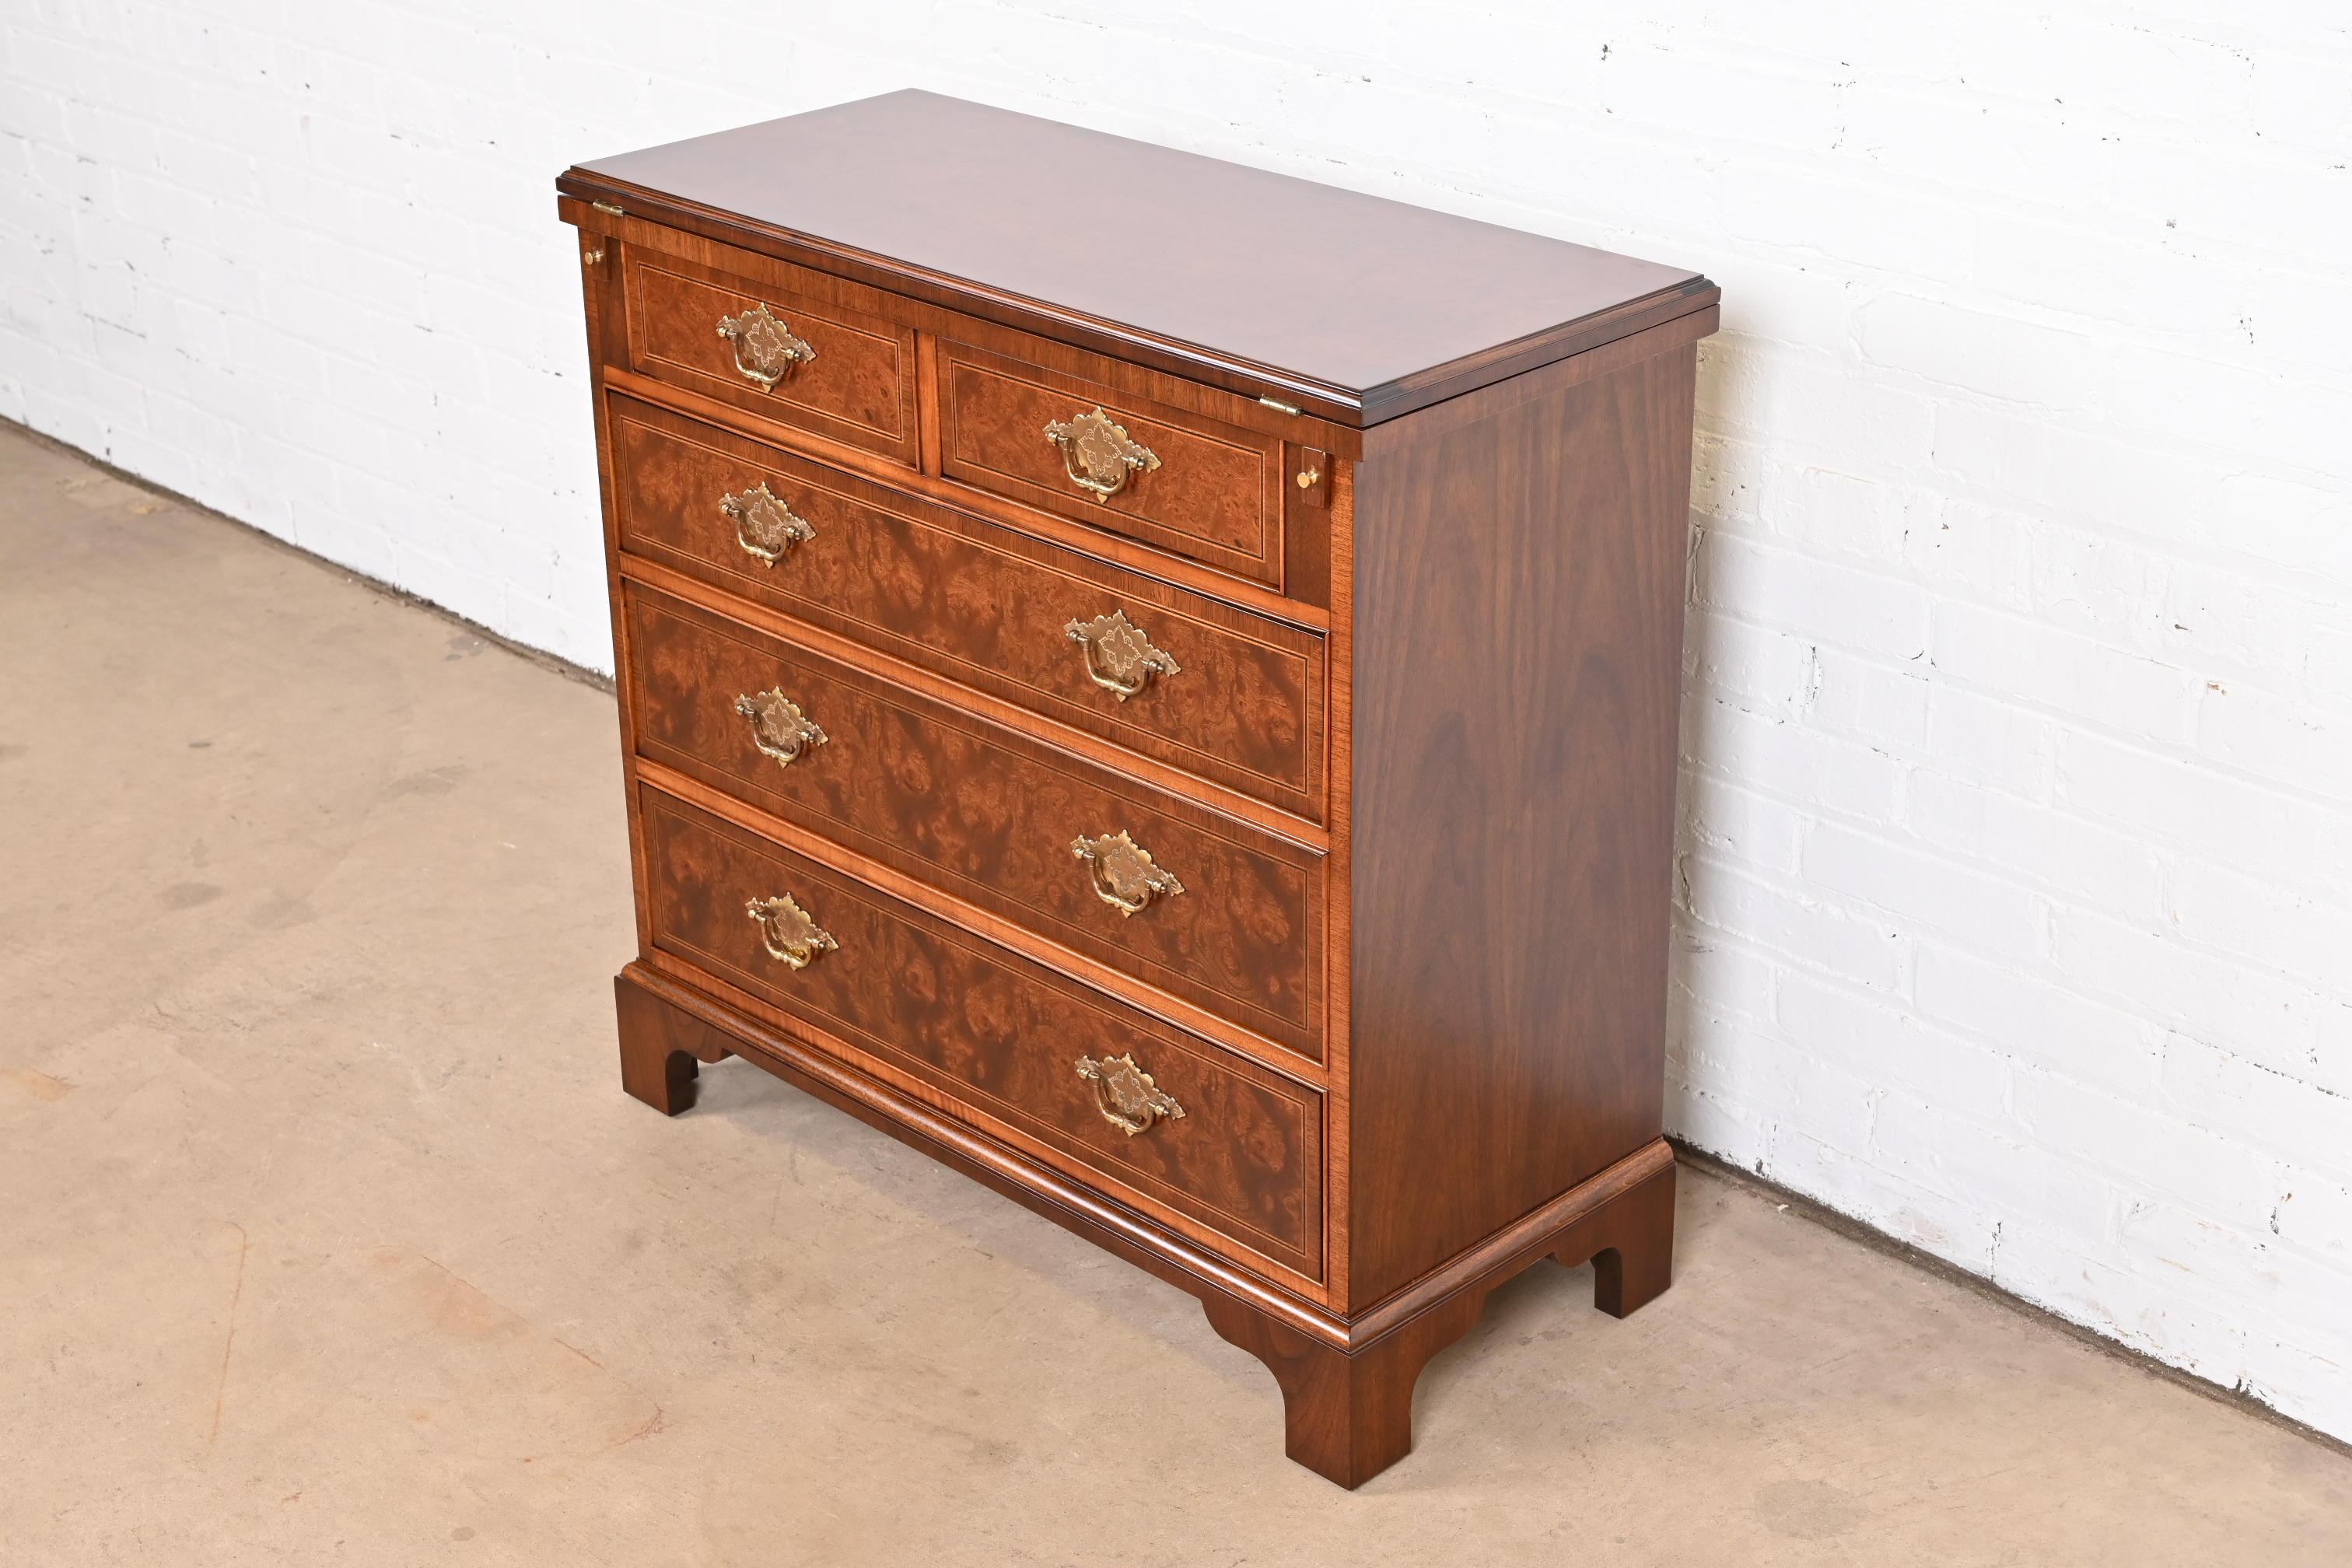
[561,90,1714,425]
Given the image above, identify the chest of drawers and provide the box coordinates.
[560,89,1716,1488]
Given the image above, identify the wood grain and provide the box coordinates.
[582,215,1363,459]
[616,959,1344,1332]
[606,392,1328,820]
[1321,447,1358,1311]
[639,785,1325,1277]
[562,89,1717,425]
[937,338,1283,586]
[604,361,1337,621]
[1343,336,1699,1309]
[624,247,919,466]
[632,758,1329,1094]
[623,582,1325,1056]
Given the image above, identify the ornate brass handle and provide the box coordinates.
[1042,408,1160,502]
[746,891,835,970]
[1071,831,1184,917]
[1076,1053,1185,1136]
[1064,610,1179,702]
[716,303,815,390]
[719,481,814,565]
[735,688,827,768]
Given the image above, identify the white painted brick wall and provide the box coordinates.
[4,0,2347,1439]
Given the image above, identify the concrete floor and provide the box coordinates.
[2,419,2346,1566]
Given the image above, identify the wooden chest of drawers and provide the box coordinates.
[560,89,1716,1488]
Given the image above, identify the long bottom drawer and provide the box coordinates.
[635,783,1325,1285]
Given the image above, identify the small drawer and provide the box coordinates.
[622,583,1323,1059]
[639,786,1324,1283]
[622,249,919,467]
[937,338,1285,587]
[607,394,1325,823]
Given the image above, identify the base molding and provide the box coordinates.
[614,961,1675,1488]
[1204,1150,1674,1487]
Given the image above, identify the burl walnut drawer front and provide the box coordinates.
[639,786,1324,1282]
[937,339,1286,588]
[606,394,1325,821]
[622,584,1323,1059]
[623,250,920,467]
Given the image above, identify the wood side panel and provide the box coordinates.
[606,393,1326,820]
[937,339,1284,586]
[624,248,920,466]
[638,786,1324,1279]
[1343,338,1698,1310]
[622,582,1323,1057]
[1320,453,1356,1310]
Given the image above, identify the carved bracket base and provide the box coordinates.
[1202,1149,1676,1489]
[615,967,737,1115]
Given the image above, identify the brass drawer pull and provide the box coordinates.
[1064,610,1179,702]
[719,481,814,565]
[716,303,816,390]
[1042,407,1160,502]
[1071,831,1184,917]
[735,688,827,768]
[1076,1052,1185,1136]
[746,891,835,970]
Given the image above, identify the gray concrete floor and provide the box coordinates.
[2,419,2347,1566]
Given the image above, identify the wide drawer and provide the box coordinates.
[639,786,1324,1283]
[621,249,920,467]
[607,392,1325,822]
[623,583,1323,1059]
[937,338,1286,587]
